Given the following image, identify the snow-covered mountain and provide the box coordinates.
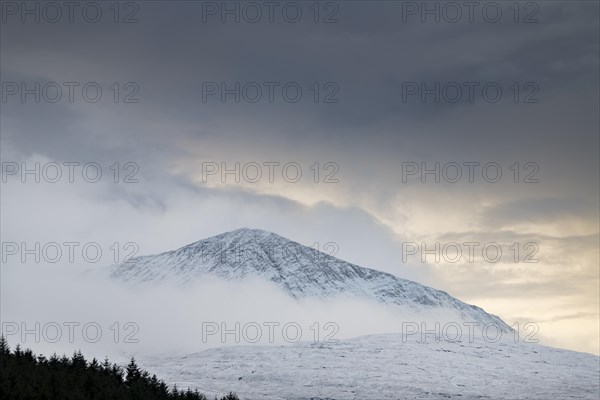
[110,228,509,330]
[110,228,599,399]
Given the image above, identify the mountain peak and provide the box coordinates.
[110,229,511,331]
[186,228,294,259]
[223,227,268,235]
[215,227,280,242]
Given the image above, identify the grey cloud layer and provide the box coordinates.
[1,0,598,354]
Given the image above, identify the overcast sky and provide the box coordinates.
[1,1,599,355]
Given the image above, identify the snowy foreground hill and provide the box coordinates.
[140,332,600,400]
[111,228,508,330]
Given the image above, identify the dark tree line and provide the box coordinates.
[0,336,239,400]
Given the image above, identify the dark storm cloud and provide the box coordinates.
[2,0,597,238]
[2,1,598,158]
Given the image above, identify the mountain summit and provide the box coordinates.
[110,228,510,330]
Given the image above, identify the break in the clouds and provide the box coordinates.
[1,1,598,356]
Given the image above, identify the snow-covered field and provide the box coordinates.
[141,332,600,400]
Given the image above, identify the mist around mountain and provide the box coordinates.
[110,228,510,331]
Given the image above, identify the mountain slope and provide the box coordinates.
[110,228,509,330]
[141,332,600,400]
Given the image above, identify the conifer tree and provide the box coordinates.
[13,344,22,357]
[0,336,9,355]
[126,357,141,386]
[101,357,112,372]
[71,350,86,369]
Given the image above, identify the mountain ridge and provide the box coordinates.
[110,227,511,331]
